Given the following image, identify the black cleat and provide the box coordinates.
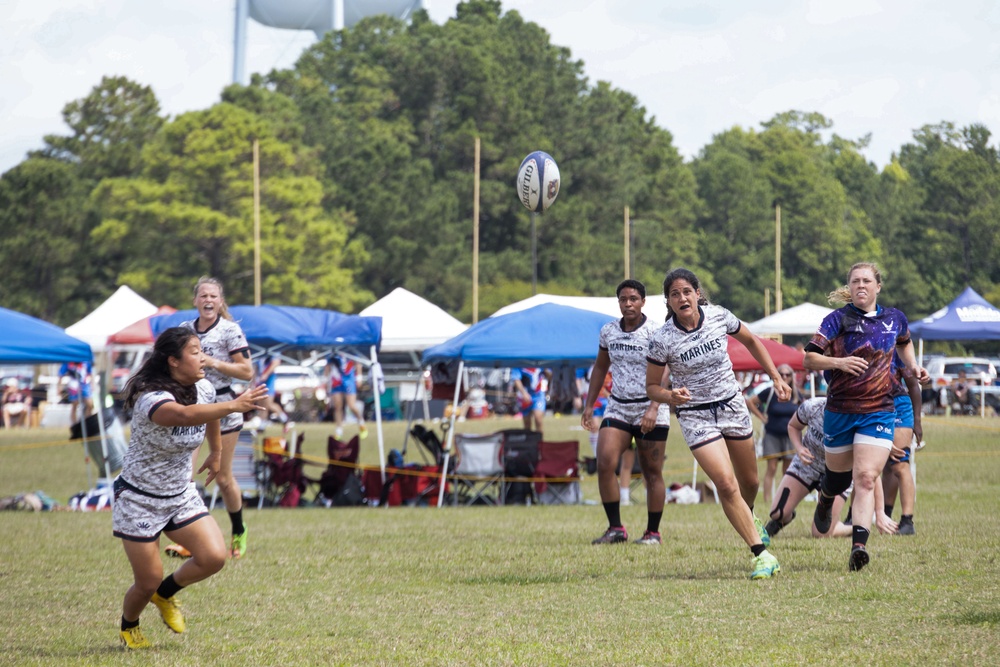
[592,526,628,545]
[849,544,870,572]
[813,494,835,535]
[898,518,915,536]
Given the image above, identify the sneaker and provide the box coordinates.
[849,543,870,572]
[898,519,915,536]
[813,493,835,535]
[164,543,192,559]
[634,530,662,545]
[119,625,151,649]
[754,515,771,547]
[230,524,248,560]
[283,420,296,434]
[750,551,781,580]
[359,425,369,440]
[334,426,344,439]
[592,526,628,545]
[151,593,185,633]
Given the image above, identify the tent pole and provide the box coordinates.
[371,346,386,483]
[437,360,464,508]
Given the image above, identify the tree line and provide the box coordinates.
[1,0,998,353]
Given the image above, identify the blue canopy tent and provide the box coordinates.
[422,303,616,505]
[0,306,93,364]
[909,287,1000,420]
[150,305,388,478]
[0,306,119,488]
[422,303,615,368]
[909,287,1000,343]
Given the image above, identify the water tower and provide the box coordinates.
[233,0,424,84]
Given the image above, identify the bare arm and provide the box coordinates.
[639,364,670,434]
[198,420,223,485]
[150,385,267,428]
[803,350,869,376]
[206,350,255,382]
[745,392,766,424]
[731,326,791,401]
[646,361,690,406]
[581,349,611,432]
[786,412,813,465]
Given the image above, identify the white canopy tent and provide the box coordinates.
[492,293,670,325]
[746,302,833,336]
[66,285,159,353]
[359,287,467,352]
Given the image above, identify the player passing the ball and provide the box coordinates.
[645,268,790,580]
[113,327,266,649]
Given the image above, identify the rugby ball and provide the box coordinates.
[516,151,560,212]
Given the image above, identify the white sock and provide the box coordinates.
[620,487,630,505]
[589,432,598,456]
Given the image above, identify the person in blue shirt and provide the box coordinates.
[512,367,550,435]
[60,361,94,424]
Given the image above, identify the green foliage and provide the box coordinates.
[2,3,1000,328]
[90,102,372,311]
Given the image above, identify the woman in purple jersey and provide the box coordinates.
[645,268,790,580]
[803,262,927,572]
[114,327,265,649]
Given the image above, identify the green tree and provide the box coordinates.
[37,76,164,182]
[91,102,371,311]
[0,159,92,323]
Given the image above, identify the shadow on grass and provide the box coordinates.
[953,609,1000,627]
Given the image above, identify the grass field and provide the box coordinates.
[1,414,999,666]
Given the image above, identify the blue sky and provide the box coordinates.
[3,0,1000,175]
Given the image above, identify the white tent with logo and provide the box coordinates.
[746,302,833,336]
[66,285,159,353]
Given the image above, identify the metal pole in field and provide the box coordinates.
[253,138,261,306]
[624,205,630,280]
[472,137,480,323]
[531,212,538,295]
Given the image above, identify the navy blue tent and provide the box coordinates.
[909,287,1000,341]
[150,305,382,353]
[0,306,93,364]
[422,303,615,368]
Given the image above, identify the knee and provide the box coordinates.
[714,477,741,502]
[854,470,879,492]
[198,546,228,575]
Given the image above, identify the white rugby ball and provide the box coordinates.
[516,151,560,212]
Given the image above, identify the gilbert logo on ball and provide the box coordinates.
[516,151,560,212]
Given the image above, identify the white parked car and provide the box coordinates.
[924,357,997,388]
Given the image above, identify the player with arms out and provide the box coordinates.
[645,268,790,580]
[113,327,265,649]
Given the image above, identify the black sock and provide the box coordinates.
[900,514,913,525]
[750,544,767,557]
[603,501,622,528]
[852,525,871,547]
[646,511,662,534]
[156,573,184,600]
[844,506,853,524]
[230,508,245,535]
[884,504,894,518]
[121,615,139,631]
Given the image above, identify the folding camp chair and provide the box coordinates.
[535,440,581,505]
[451,432,505,506]
[500,429,541,505]
[304,435,362,506]
[210,429,265,510]
[256,433,309,507]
